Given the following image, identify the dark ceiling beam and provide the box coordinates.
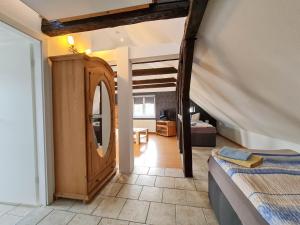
[133,82,176,89]
[113,67,178,77]
[115,82,176,90]
[41,1,189,36]
[176,0,208,178]
[133,67,177,76]
[115,77,176,86]
[133,77,176,85]
[109,58,179,67]
[131,58,179,65]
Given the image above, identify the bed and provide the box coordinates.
[208,149,300,225]
[191,121,216,147]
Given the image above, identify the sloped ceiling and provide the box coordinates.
[20,0,151,20]
[191,0,300,145]
[90,18,185,51]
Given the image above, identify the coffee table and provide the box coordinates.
[133,128,149,144]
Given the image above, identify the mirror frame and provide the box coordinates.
[87,64,115,162]
[92,80,111,158]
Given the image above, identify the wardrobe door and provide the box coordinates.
[86,67,115,183]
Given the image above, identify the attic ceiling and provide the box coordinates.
[90,18,185,51]
[191,0,300,147]
[20,0,152,21]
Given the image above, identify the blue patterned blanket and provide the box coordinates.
[214,152,300,225]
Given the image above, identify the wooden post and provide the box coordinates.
[181,39,196,177]
[176,0,208,177]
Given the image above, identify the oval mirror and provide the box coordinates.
[92,81,111,157]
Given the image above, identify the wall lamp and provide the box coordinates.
[67,35,78,54]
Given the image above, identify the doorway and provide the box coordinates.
[0,21,47,206]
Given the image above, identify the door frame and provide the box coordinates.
[0,14,54,205]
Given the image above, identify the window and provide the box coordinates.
[133,95,156,118]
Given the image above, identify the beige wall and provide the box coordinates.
[47,32,92,56]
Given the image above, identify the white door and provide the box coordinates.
[0,42,39,205]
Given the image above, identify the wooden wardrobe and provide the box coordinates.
[50,54,116,202]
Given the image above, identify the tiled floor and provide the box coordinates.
[0,136,238,225]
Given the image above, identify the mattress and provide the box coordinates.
[209,149,300,225]
[191,121,216,134]
[191,120,213,128]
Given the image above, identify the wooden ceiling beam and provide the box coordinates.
[133,82,176,89]
[133,67,177,76]
[115,77,176,86]
[41,1,189,36]
[113,67,178,77]
[115,82,176,90]
[133,77,176,85]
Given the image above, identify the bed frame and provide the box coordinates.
[191,127,216,147]
[208,172,242,225]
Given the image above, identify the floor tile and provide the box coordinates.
[69,196,104,214]
[193,170,208,180]
[186,191,210,208]
[117,174,139,184]
[38,210,74,225]
[118,200,149,223]
[165,168,184,178]
[203,208,219,225]
[133,167,149,175]
[176,205,206,225]
[146,202,175,225]
[155,177,175,188]
[48,198,75,210]
[16,207,53,225]
[93,197,126,219]
[193,159,208,171]
[194,180,208,192]
[175,178,196,190]
[139,186,163,202]
[129,223,146,225]
[68,214,101,225]
[136,175,156,186]
[7,205,36,217]
[163,188,186,205]
[110,172,121,183]
[0,204,16,216]
[99,218,129,225]
[0,214,22,225]
[148,168,165,176]
[117,184,142,199]
[101,183,123,197]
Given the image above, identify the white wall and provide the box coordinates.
[0,42,39,205]
[0,0,41,34]
[21,0,151,21]
[133,120,156,133]
[116,47,134,173]
[191,0,300,151]
[217,122,300,151]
